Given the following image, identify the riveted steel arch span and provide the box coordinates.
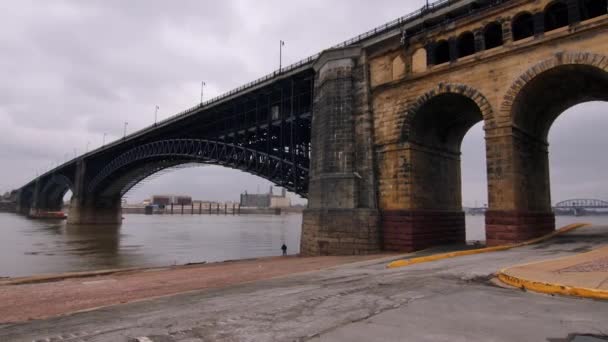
[88,139,310,198]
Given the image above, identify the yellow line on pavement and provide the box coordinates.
[386,223,590,269]
[497,271,608,300]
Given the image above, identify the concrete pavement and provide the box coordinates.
[1,226,608,341]
[0,254,389,323]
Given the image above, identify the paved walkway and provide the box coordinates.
[0,254,390,323]
[499,245,608,296]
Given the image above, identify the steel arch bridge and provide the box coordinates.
[554,199,608,209]
[88,139,309,198]
[13,65,314,218]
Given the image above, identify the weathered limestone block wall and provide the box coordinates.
[301,47,381,256]
[368,0,608,250]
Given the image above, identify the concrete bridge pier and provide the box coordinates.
[27,179,42,217]
[301,47,381,256]
[14,190,30,215]
[67,198,122,225]
[67,159,122,225]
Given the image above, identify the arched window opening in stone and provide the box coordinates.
[435,40,450,65]
[457,32,475,58]
[579,0,608,21]
[484,22,503,50]
[512,12,535,41]
[545,1,570,32]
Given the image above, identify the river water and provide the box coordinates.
[0,212,605,277]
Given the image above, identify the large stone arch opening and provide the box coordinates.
[385,84,490,252]
[488,53,608,245]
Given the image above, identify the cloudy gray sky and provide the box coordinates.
[0,0,606,206]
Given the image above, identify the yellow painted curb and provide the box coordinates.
[386,223,590,269]
[497,271,608,301]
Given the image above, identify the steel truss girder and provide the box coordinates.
[555,198,608,208]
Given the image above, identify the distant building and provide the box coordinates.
[270,194,291,208]
[175,196,192,205]
[151,195,192,207]
[240,193,269,208]
[240,187,291,208]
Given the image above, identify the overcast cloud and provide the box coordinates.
[0,1,606,206]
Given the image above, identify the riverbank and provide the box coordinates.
[0,253,393,323]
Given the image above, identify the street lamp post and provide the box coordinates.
[154,105,159,125]
[200,81,206,104]
[123,122,128,139]
[279,40,285,72]
[102,133,107,146]
[86,141,90,153]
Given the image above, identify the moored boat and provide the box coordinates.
[28,211,67,220]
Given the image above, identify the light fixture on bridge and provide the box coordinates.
[123,122,129,139]
[154,105,160,125]
[201,82,206,105]
[279,40,285,72]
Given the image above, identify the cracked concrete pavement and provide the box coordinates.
[1,226,607,342]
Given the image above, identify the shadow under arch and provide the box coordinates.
[389,83,491,251]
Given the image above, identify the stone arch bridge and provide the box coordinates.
[13,0,608,255]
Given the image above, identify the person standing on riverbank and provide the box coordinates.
[281,244,287,256]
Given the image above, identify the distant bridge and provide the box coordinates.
[554,199,608,209]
